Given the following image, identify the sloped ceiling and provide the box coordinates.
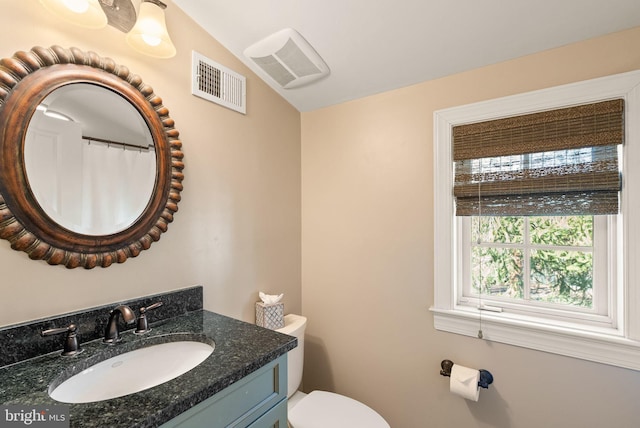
[173,0,640,112]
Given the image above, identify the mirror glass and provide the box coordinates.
[24,83,156,236]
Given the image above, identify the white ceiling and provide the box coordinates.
[172,0,640,112]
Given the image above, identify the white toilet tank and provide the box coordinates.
[276,314,307,398]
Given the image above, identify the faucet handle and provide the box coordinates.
[41,323,83,356]
[141,302,163,313]
[135,301,163,334]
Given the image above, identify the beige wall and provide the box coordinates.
[301,27,640,428]
[0,1,301,326]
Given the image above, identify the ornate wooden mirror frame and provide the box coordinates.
[0,46,184,268]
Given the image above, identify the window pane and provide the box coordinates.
[528,148,593,169]
[530,249,593,307]
[470,154,523,173]
[472,246,523,298]
[471,216,524,244]
[529,216,593,247]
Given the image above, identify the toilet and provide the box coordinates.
[277,314,390,428]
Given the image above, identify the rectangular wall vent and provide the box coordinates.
[192,51,246,114]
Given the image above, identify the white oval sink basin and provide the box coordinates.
[49,340,214,403]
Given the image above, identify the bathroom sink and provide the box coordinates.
[49,340,214,403]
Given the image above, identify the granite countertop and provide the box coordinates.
[0,310,296,427]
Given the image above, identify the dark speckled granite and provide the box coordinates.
[0,286,203,367]
[0,289,297,428]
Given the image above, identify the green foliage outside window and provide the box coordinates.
[471,216,594,308]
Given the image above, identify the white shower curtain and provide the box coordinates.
[24,113,156,236]
[80,140,156,235]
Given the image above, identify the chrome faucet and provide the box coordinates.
[103,305,136,344]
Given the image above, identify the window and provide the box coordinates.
[460,215,613,327]
[432,70,640,370]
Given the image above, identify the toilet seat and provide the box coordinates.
[288,390,390,428]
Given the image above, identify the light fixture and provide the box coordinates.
[39,0,176,59]
[125,0,176,59]
[36,104,74,122]
[38,0,108,29]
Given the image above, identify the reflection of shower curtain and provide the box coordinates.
[24,116,155,235]
[81,141,155,234]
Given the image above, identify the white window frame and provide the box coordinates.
[431,70,640,370]
[459,215,614,326]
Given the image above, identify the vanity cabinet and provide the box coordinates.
[161,355,287,428]
[1,304,296,428]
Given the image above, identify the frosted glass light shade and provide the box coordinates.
[126,1,176,59]
[39,0,108,29]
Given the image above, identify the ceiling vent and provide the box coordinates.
[192,51,246,114]
[243,28,329,89]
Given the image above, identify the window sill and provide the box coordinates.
[430,307,640,370]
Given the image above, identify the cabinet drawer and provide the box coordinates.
[248,398,287,428]
[162,354,287,428]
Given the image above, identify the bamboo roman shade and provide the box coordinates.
[453,99,624,216]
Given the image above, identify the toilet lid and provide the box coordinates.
[288,391,390,428]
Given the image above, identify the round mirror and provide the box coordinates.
[25,83,157,235]
[0,46,184,268]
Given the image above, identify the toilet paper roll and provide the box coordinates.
[450,364,480,401]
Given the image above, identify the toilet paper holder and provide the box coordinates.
[440,359,494,389]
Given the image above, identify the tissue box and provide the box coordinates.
[255,302,284,330]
